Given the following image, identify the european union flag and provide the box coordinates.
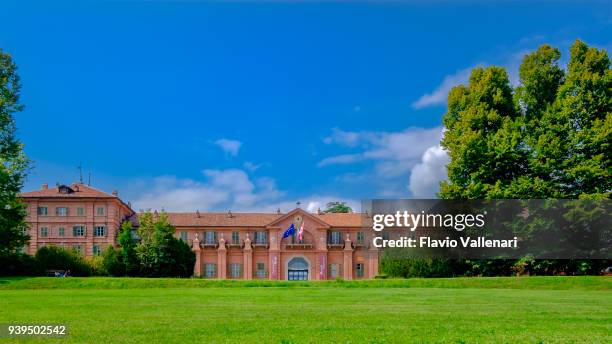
[282,224,296,238]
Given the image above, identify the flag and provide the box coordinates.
[297,222,304,242]
[282,224,295,239]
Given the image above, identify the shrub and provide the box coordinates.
[87,255,107,276]
[102,246,126,277]
[380,250,467,278]
[0,253,41,276]
[165,237,196,278]
[35,246,92,276]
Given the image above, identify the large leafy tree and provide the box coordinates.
[439,66,529,199]
[0,50,30,256]
[136,211,195,277]
[533,41,611,199]
[437,40,610,276]
[440,40,610,200]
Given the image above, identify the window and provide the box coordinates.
[37,207,48,216]
[73,226,85,237]
[329,264,341,279]
[40,227,48,238]
[204,231,216,245]
[256,263,266,278]
[77,207,84,216]
[94,226,106,237]
[56,207,68,216]
[229,263,242,278]
[382,232,390,241]
[93,244,101,256]
[72,244,83,254]
[231,231,240,245]
[96,207,105,216]
[357,231,365,244]
[329,231,341,245]
[254,231,267,245]
[58,227,65,237]
[205,263,217,278]
[356,263,364,278]
[180,231,188,242]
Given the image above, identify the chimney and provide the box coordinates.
[112,190,118,197]
[42,183,48,190]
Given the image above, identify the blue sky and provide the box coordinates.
[1,1,610,212]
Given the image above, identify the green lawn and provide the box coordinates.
[0,277,610,343]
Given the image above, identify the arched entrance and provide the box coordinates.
[287,257,309,281]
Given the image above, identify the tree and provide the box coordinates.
[438,40,611,276]
[0,50,30,256]
[136,211,195,277]
[440,40,611,200]
[533,40,611,199]
[118,221,139,275]
[324,201,352,213]
[102,222,138,276]
[440,66,529,199]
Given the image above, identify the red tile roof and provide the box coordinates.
[20,183,118,199]
[166,211,364,228]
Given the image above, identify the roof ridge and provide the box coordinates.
[71,183,117,197]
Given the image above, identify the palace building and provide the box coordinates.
[20,183,379,280]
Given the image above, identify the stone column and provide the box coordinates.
[193,233,201,277]
[317,234,328,280]
[343,233,353,280]
[86,202,95,256]
[269,251,280,280]
[318,252,327,280]
[368,246,379,278]
[217,235,227,279]
[243,233,253,280]
[269,230,280,280]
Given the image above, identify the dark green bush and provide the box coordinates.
[35,246,92,276]
[0,253,41,276]
[102,246,125,277]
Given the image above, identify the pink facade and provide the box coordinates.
[21,183,134,257]
[21,184,379,280]
[171,209,379,280]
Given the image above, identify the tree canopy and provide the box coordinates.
[440,40,611,200]
[0,50,30,256]
[324,201,353,213]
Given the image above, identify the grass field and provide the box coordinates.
[0,277,610,343]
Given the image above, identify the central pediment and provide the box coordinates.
[265,208,331,229]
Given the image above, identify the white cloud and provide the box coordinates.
[319,126,446,197]
[411,66,476,109]
[323,128,364,147]
[319,126,445,197]
[319,127,443,176]
[214,138,242,156]
[408,145,450,198]
[261,196,360,214]
[132,168,284,211]
[317,153,363,167]
[243,161,263,172]
[129,168,358,213]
